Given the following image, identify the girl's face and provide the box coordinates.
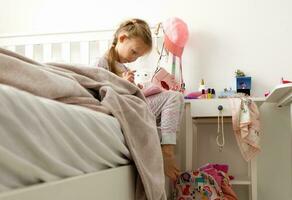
[115,34,150,63]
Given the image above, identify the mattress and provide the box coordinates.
[0,84,131,192]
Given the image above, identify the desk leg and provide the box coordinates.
[184,103,193,171]
[192,120,198,170]
[291,104,292,197]
[249,158,257,200]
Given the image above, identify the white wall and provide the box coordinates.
[1,0,291,199]
[0,0,166,35]
[1,0,291,97]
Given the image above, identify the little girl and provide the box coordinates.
[97,18,184,181]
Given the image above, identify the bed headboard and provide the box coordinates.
[0,29,162,67]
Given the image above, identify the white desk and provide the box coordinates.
[265,83,292,107]
[182,97,265,200]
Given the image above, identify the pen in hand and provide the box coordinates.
[122,66,143,89]
[122,67,136,84]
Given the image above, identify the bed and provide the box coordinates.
[0,29,189,200]
[0,84,134,200]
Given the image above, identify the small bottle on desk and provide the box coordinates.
[207,88,212,99]
[201,89,206,99]
[198,79,206,91]
[211,88,216,98]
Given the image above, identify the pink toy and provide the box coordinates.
[264,91,270,97]
[163,17,189,57]
[151,67,182,92]
[184,91,202,99]
[153,17,189,93]
[281,77,292,84]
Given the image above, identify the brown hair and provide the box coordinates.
[107,18,152,75]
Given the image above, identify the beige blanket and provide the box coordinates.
[0,48,166,200]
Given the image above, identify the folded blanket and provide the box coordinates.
[0,48,166,200]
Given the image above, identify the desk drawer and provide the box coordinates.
[187,99,232,117]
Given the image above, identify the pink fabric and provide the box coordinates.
[185,91,202,99]
[199,163,229,187]
[142,83,162,97]
[163,17,189,57]
[198,163,238,200]
[199,163,229,174]
[229,97,261,161]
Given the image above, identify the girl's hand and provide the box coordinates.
[161,145,180,181]
[137,83,144,89]
[122,70,136,83]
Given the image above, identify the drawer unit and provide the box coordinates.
[182,97,265,200]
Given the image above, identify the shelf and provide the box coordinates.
[231,179,251,186]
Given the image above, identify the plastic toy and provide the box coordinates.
[184,91,202,99]
[281,77,292,84]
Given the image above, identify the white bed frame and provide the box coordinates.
[0,29,120,65]
[0,166,136,200]
[0,29,189,200]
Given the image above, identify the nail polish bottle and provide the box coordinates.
[211,88,216,98]
[198,79,206,92]
[201,89,206,99]
[207,88,211,99]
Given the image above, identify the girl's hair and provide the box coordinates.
[108,18,152,75]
